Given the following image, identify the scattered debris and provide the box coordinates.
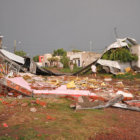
[116,90,133,100]
[2,123,8,128]
[8,93,14,96]
[21,102,28,107]
[104,78,112,82]
[36,99,46,107]
[125,100,140,108]
[17,95,23,99]
[112,103,140,112]
[30,107,37,113]
[46,115,56,121]
[74,94,140,112]
[75,94,124,110]
[0,72,139,111]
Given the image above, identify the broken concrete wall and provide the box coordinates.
[131,45,140,68]
[29,60,37,74]
[0,77,33,97]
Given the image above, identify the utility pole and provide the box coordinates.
[89,40,93,52]
[14,40,16,53]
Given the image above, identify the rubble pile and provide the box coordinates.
[0,37,140,111]
[0,72,139,111]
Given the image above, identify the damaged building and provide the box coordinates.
[0,49,58,76]
[97,38,140,74]
[74,37,140,75]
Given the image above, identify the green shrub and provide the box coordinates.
[102,47,138,62]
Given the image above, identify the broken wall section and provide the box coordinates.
[131,45,140,70]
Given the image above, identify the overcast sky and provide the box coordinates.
[0,0,140,57]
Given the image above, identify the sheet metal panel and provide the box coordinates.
[0,49,25,64]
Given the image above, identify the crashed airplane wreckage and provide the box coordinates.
[73,37,140,75]
[0,49,59,76]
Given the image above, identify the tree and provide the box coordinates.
[60,55,70,68]
[72,49,81,53]
[52,48,70,68]
[15,50,26,57]
[48,57,59,67]
[53,48,67,56]
[33,55,39,62]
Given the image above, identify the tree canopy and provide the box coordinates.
[15,50,26,57]
[48,57,59,62]
[72,49,81,52]
[53,48,67,56]
[60,55,70,68]
[33,55,39,62]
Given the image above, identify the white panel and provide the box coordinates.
[0,49,25,64]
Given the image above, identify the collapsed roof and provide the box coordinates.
[73,37,139,75]
[0,49,59,76]
[103,38,138,52]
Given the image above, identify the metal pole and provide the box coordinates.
[14,40,16,53]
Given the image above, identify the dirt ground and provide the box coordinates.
[0,76,140,140]
[0,99,140,140]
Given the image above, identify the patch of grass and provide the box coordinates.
[60,67,82,73]
[17,128,37,140]
[70,112,86,124]
[70,112,85,119]
[112,72,134,79]
[49,134,75,140]
[87,109,105,114]
[0,136,14,140]
[73,67,83,73]
[7,127,47,140]
[12,124,23,130]
[112,72,140,80]
[111,114,119,121]
[59,67,71,73]
[47,99,71,111]
[0,104,4,110]
[42,66,53,71]
[134,73,140,79]
[0,98,129,140]
[97,73,113,78]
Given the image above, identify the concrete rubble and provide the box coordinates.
[0,71,139,111]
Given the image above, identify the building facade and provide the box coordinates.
[67,51,101,67]
[40,51,101,68]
